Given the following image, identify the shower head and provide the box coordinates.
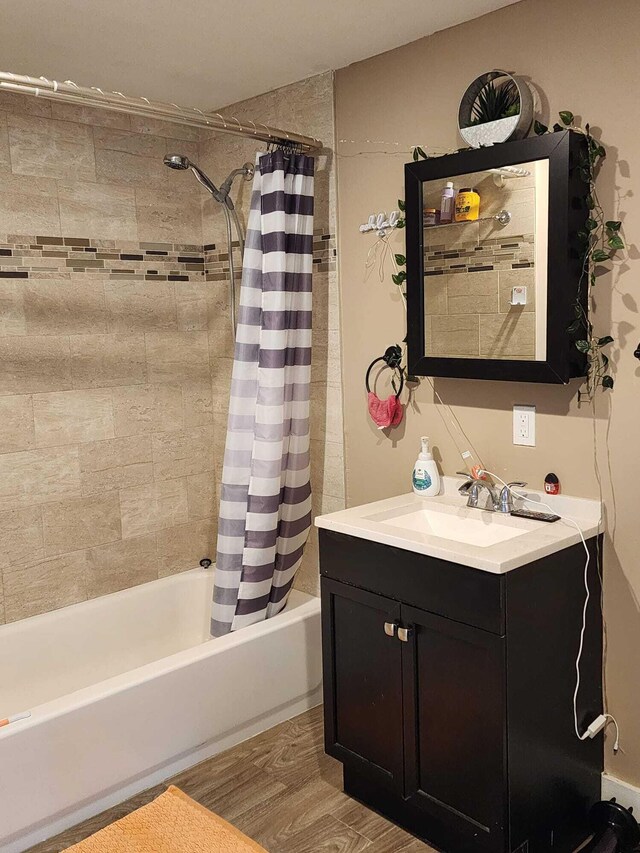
[163,154,190,171]
[163,153,225,203]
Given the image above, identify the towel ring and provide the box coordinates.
[365,345,404,397]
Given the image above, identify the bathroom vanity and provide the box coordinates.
[317,481,603,853]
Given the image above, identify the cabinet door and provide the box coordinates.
[322,578,404,789]
[402,604,507,845]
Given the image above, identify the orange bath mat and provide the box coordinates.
[65,785,267,853]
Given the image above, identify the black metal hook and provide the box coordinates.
[634,342,640,361]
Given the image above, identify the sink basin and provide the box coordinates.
[315,478,601,573]
[366,503,530,548]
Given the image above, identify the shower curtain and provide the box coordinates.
[211,149,314,637]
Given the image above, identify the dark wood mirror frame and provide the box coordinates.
[405,131,589,384]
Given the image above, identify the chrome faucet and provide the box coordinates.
[457,473,527,514]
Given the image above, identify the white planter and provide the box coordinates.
[460,115,521,148]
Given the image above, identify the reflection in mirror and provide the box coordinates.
[423,159,549,361]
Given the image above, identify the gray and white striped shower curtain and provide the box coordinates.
[211,150,314,637]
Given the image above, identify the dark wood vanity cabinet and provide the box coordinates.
[320,529,603,853]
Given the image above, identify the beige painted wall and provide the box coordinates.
[200,71,344,597]
[335,0,640,784]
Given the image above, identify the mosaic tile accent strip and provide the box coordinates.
[203,229,336,282]
[0,230,336,282]
[424,233,534,275]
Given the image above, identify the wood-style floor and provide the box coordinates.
[27,706,433,853]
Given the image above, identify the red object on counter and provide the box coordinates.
[544,473,560,495]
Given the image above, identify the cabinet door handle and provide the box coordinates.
[398,625,414,643]
[383,621,397,638]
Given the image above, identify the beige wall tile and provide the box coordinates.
[42,492,122,556]
[310,382,343,443]
[0,506,44,568]
[79,434,153,495]
[0,90,52,118]
[186,471,217,521]
[0,112,10,172]
[182,379,213,427]
[135,187,203,244]
[85,534,158,599]
[104,280,177,332]
[0,336,71,394]
[8,114,96,181]
[71,333,146,389]
[24,279,107,335]
[210,357,234,415]
[0,395,35,453]
[93,126,167,158]
[424,277,448,316]
[58,180,138,241]
[33,389,114,447]
[120,477,188,539]
[312,271,341,333]
[447,270,499,314]
[212,411,228,467]
[95,148,167,188]
[3,551,88,622]
[479,312,536,359]
[145,331,210,382]
[50,102,131,130]
[0,446,80,510]
[310,438,345,501]
[0,280,26,335]
[311,329,342,386]
[112,382,184,436]
[206,281,235,360]
[157,519,215,577]
[152,425,215,480]
[499,268,535,313]
[82,463,154,497]
[0,171,61,235]
[80,434,152,472]
[428,315,480,357]
[96,151,167,187]
[175,280,214,331]
[128,115,200,142]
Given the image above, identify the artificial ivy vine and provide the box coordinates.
[390,120,621,397]
[534,111,621,395]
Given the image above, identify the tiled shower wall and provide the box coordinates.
[0,75,341,624]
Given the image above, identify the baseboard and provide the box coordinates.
[602,773,640,813]
[7,689,322,853]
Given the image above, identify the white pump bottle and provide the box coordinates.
[412,436,441,497]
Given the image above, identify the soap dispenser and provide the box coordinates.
[412,436,441,496]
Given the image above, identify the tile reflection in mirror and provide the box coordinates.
[422,159,548,361]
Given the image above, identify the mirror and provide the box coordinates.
[405,132,590,384]
[422,158,548,362]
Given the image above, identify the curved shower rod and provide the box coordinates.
[0,71,323,152]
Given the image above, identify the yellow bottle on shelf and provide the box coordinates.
[455,187,480,222]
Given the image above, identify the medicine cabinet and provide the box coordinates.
[405,131,589,383]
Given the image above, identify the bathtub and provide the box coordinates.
[0,568,322,853]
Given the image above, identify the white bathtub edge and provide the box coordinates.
[8,687,322,853]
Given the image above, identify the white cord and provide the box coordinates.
[477,468,620,753]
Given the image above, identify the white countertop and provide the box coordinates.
[315,476,602,574]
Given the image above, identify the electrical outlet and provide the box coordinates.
[513,405,535,447]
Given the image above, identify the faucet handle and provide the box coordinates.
[498,481,527,513]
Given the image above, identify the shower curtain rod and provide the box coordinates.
[0,71,323,152]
